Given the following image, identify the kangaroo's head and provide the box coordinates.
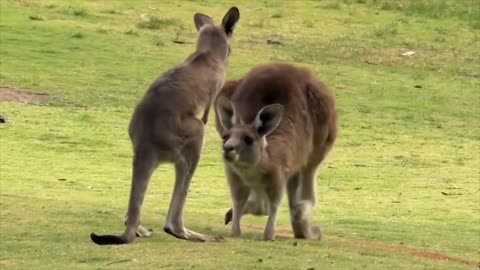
[216,96,284,166]
[194,7,240,62]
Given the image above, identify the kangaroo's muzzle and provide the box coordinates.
[223,145,238,161]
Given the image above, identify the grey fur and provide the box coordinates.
[90,7,240,245]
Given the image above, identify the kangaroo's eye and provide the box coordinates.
[243,135,253,145]
[227,45,231,56]
[222,134,230,142]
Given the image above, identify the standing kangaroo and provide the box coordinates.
[214,63,337,241]
[90,7,240,245]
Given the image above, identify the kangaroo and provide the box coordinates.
[214,63,337,241]
[90,7,240,245]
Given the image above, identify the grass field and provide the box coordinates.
[1,0,479,269]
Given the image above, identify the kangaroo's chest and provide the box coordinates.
[230,165,268,190]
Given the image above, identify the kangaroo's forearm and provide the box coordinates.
[201,104,211,124]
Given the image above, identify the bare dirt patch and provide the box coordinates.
[0,86,51,103]
[244,225,479,268]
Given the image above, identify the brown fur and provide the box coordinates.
[215,63,337,240]
[90,7,240,245]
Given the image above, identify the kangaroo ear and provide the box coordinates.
[216,96,237,130]
[221,7,240,37]
[194,13,214,31]
[254,104,284,137]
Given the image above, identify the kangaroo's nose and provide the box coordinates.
[223,144,234,153]
[223,144,237,161]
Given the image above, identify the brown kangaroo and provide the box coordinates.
[90,7,240,245]
[214,63,337,241]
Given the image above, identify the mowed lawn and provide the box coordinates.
[1,0,479,269]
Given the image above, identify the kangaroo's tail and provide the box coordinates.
[90,232,130,245]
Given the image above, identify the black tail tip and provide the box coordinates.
[90,232,128,245]
[224,209,233,225]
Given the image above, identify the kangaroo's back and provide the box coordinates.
[215,63,336,171]
[303,74,337,167]
[131,53,223,134]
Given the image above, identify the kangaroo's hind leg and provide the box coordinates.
[123,214,152,238]
[288,167,321,240]
[90,146,158,245]
[163,117,223,242]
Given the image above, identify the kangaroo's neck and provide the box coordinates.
[185,51,225,71]
[258,149,275,172]
[185,51,226,90]
[233,151,274,176]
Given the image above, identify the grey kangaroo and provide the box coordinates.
[214,63,337,241]
[90,7,240,245]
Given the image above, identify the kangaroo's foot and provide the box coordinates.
[163,225,224,242]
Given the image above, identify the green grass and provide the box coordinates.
[1,0,479,269]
